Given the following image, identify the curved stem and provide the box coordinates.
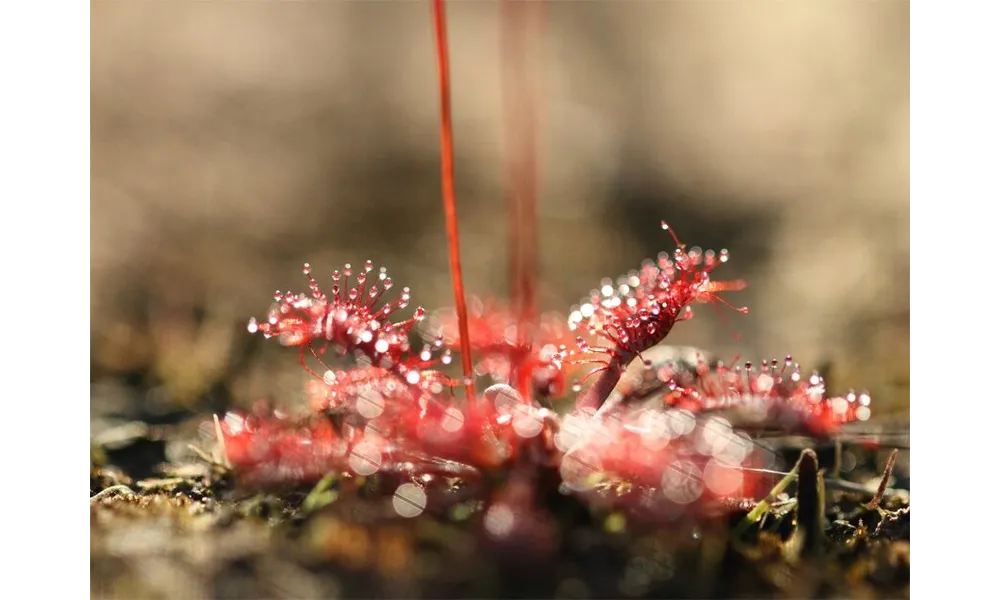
[575,360,624,412]
[431,0,475,402]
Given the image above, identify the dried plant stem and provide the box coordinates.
[213,413,232,469]
[735,451,806,536]
[832,439,842,477]
[431,0,475,402]
[739,466,908,499]
[823,477,905,499]
[864,448,899,510]
[794,449,825,556]
[90,485,136,502]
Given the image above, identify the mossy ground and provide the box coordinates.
[90,418,909,599]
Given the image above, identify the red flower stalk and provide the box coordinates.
[431,0,476,402]
[569,222,747,411]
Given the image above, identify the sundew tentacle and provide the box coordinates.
[568,223,748,409]
[248,262,453,401]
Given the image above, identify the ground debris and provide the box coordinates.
[91,416,909,599]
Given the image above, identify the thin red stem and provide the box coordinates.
[431,0,476,402]
[501,0,544,397]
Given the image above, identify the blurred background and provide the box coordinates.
[91,1,909,426]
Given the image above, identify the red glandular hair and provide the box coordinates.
[247,261,457,410]
[567,222,748,375]
[658,357,872,438]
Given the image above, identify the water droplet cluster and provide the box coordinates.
[568,224,747,369]
[248,262,456,403]
[639,355,872,437]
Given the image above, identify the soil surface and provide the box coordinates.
[91,417,909,599]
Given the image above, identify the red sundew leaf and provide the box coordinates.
[657,356,873,438]
[247,261,457,397]
[219,408,486,489]
[218,382,564,495]
[559,405,775,519]
[219,410,351,488]
[305,365,395,412]
[378,384,562,471]
[567,224,747,371]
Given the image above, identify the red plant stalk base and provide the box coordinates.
[219,224,872,526]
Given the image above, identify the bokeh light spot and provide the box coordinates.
[661,460,703,504]
[348,441,382,476]
[392,483,427,518]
